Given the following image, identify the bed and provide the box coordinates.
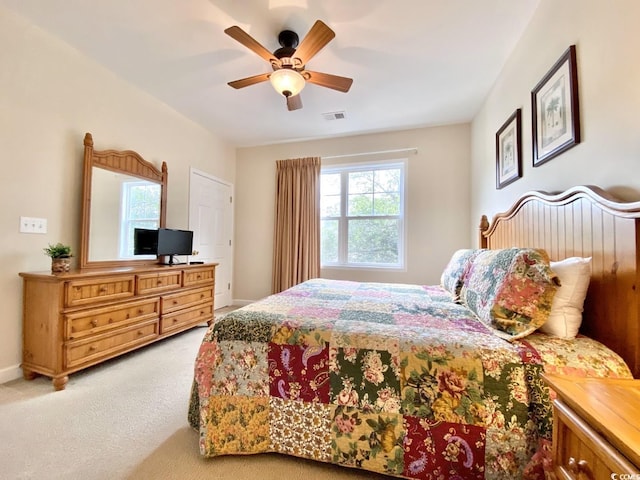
[188,185,640,479]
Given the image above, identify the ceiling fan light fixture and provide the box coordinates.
[270,68,305,97]
[225,21,351,110]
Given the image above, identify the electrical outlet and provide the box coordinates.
[20,216,48,234]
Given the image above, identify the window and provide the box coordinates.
[119,181,161,257]
[320,160,406,269]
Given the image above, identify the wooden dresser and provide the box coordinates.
[543,373,640,479]
[20,263,216,391]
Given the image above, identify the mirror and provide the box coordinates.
[80,133,167,269]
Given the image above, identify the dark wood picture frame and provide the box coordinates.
[531,45,580,166]
[496,108,522,189]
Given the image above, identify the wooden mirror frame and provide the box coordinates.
[79,132,168,269]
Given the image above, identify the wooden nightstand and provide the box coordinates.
[543,374,640,479]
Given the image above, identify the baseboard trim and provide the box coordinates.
[232,299,254,307]
[0,364,22,384]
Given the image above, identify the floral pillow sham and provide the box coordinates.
[439,248,484,301]
[460,248,559,340]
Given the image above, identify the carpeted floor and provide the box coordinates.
[0,314,389,480]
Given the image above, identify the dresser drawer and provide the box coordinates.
[161,286,214,314]
[65,319,159,369]
[64,298,160,340]
[136,270,182,295]
[553,400,639,479]
[183,266,215,287]
[65,275,135,307]
[161,303,213,334]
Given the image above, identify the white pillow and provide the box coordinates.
[539,257,592,338]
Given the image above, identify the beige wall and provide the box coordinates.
[471,0,640,236]
[235,124,471,303]
[0,7,235,382]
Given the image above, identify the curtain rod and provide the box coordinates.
[321,147,418,160]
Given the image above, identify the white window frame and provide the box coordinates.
[119,181,160,258]
[320,159,407,271]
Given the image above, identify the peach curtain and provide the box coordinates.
[272,157,321,294]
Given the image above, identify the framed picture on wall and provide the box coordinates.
[531,45,581,167]
[496,108,522,189]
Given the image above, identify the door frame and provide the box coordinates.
[189,167,234,307]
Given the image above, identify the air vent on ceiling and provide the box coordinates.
[322,111,347,121]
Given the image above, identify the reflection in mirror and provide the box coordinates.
[88,167,161,262]
[80,132,167,269]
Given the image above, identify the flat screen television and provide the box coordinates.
[133,228,158,256]
[156,228,194,265]
[134,227,194,265]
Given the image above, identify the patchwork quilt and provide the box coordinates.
[188,279,631,479]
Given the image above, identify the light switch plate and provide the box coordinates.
[20,216,47,234]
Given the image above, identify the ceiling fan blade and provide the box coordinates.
[224,26,276,63]
[228,72,271,89]
[286,94,303,111]
[305,71,353,93]
[293,20,335,66]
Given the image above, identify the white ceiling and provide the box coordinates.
[1,0,540,147]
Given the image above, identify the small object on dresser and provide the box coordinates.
[189,250,201,265]
[43,242,73,274]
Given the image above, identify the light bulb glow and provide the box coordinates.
[270,69,305,97]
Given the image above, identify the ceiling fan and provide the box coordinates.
[224,20,353,111]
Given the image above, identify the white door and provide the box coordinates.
[189,169,233,309]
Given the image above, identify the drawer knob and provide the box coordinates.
[157,280,163,285]
[567,457,591,476]
[99,287,107,293]
[90,320,98,327]
[173,318,178,323]
[89,345,97,352]
[137,330,144,336]
[173,300,178,305]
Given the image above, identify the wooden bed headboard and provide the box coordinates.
[479,185,640,378]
